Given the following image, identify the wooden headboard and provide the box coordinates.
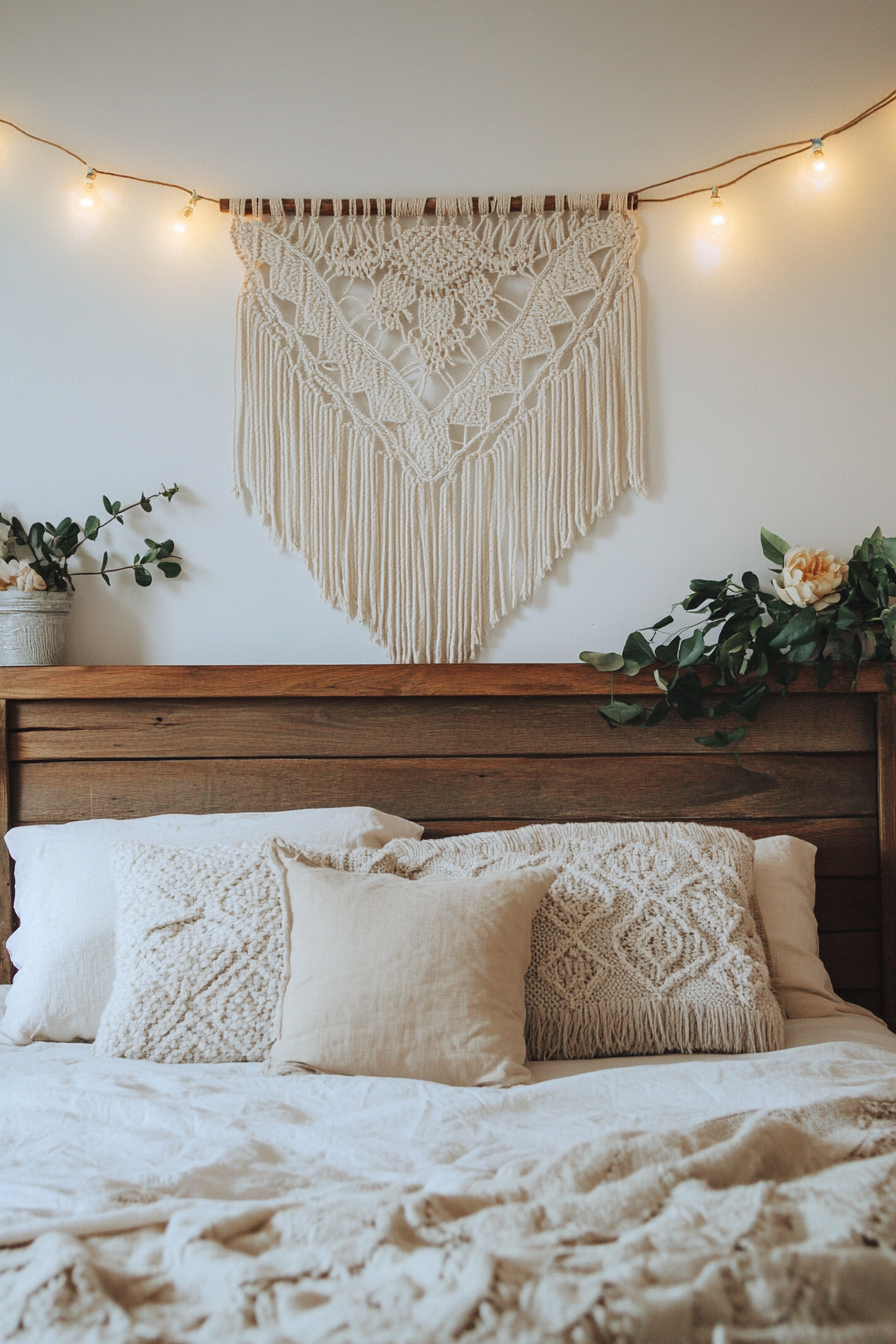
[1,664,894,1027]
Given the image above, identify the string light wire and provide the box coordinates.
[636,84,896,202]
[0,81,893,214]
[0,115,214,204]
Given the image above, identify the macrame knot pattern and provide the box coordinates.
[231,196,643,662]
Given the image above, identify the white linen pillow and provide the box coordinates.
[271,847,557,1086]
[3,805,421,1045]
[753,834,883,1023]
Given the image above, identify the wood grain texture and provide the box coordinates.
[0,664,890,700]
[11,753,877,826]
[419,817,880,875]
[9,694,875,761]
[877,694,896,1026]
[0,701,10,983]
[818,930,881,990]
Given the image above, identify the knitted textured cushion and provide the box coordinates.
[94,839,299,1062]
[383,823,784,1060]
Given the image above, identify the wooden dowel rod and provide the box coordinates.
[218,193,639,216]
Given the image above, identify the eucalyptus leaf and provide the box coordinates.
[760,527,790,565]
[580,651,625,672]
[655,636,680,663]
[134,566,152,587]
[622,630,654,668]
[769,607,818,649]
[598,701,646,726]
[643,699,671,727]
[677,629,705,667]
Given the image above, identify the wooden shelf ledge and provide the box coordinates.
[0,663,892,700]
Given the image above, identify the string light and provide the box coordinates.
[79,167,97,208]
[0,78,891,231]
[173,190,199,233]
[709,186,724,227]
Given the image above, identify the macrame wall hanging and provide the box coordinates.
[230,193,643,662]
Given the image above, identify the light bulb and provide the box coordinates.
[811,138,826,172]
[79,167,97,208]
[710,186,724,227]
[173,190,199,233]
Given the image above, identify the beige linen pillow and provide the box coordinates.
[753,834,883,1023]
[271,849,557,1086]
[383,822,785,1060]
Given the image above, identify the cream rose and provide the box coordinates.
[0,557,48,592]
[771,546,848,611]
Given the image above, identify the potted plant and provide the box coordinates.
[0,484,182,666]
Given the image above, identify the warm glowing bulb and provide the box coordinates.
[173,191,199,233]
[811,138,826,172]
[710,186,724,227]
[79,168,97,208]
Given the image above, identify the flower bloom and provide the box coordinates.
[0,557,48,592]
[771,546,848,611]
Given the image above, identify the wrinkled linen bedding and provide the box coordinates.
[2,1021,896,1342]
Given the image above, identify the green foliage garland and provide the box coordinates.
[580,527,896,748]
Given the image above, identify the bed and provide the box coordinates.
[1,663,895,1342]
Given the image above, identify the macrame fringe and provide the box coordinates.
[234,269,643,663]
[526,998,785,1062]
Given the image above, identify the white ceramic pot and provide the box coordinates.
[0,590,73,666]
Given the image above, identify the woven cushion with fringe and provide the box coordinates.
[383,822,785,1060]
[230,194,643,662]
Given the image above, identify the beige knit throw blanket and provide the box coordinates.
[6,1091,896,1342]
[230,196,643,662]
[384,822,785,1059]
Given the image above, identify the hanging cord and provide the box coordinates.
[1,80,894,211]
[636,84,896,202]
[0,115,215,202]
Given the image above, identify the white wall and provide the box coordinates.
[0,1,893,665]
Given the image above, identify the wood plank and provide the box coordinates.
[814,878,880,932]
[0,701,10,983]
[9,694,876,761]
[0,664,890,700]
[818,930,881,990]
[11,753,877,826]
[877,694,896,1027]
[835,989,883,1017]
[419,817,880,875]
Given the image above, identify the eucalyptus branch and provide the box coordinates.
[0,484,183,593]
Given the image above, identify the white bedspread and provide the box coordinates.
[2,1019,896,1341]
